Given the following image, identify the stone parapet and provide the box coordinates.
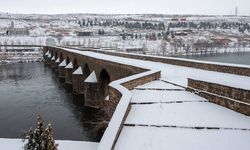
[188,78,250,116]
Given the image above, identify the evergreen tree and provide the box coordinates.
[24,114,58,150]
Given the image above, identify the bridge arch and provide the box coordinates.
[73,58,79,71]
[66,56,70,64]
[55,51,58,59]
[83,64,91,79]
[59,53,64,62]
[99,69,111,100]
[50,49,55,57]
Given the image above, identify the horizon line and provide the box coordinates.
[1,11,249,17]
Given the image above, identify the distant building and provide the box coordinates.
[180,18,187,22]
[76,31,94,36]
[171,18,178,22]
[171,18,187,22]
[6,21,29,36]
[126,48,144,53]
[175,31,188,36]
[6,28,30,36]
[172,29,192,36]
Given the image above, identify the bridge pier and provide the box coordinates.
[58,59,66,82]
[65,62,73,89]
[84,71,104,108]
[72,67,85,95]
[54,58,60,75]
[44,51,51,66]
[84,82,102,108]
[50,56,56,69]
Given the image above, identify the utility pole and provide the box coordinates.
[235,6,238,16]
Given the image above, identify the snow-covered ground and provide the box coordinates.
[1,13,250,57]
[116,126,250,150]
[115,81,250,150]
[0,138,98,150]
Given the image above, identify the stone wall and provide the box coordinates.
[44,46,161,111]
[46,46,146,82]
[188,78,250,116]
[121,71,161,90]
[101,70,161,150]
[75,48,250,77]
[108,71,161,113]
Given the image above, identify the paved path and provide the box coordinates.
[114,80,250,150]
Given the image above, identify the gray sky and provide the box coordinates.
[0,0,249,15]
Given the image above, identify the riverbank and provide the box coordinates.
[0,47,43,64]
[0,52,43,64]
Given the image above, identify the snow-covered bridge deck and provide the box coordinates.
[115,81,250,150]
[62,47,250,90]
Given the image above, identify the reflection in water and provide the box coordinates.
[177,52,250,65]
[0,62,100,142]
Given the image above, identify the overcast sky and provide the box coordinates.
[0,0,249,15]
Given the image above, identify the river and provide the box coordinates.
[177,52,250,65]
[0,62,100,141]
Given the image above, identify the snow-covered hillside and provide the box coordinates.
[0,13,250,62]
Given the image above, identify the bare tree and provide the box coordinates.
[160,39,167,56]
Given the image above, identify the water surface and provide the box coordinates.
[177,52,250,65]
[0,62,99,141]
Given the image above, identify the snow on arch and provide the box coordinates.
[65,62,73,69]
[48,53,51,58]
[45,51,49,56]
[73,67,83,75]
[85,71,97,83]
[51,56,55,61]
[59,59,66,67]
[105,95,110,101]
[55,58,60,63]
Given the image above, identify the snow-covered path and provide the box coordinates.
[115,81,250,150]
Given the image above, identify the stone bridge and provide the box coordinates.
[43,46,250,150]
[43,46,154,110]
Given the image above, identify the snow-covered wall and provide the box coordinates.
[97,70,160,150]
[188,78,250,116]
[79,48,250,77]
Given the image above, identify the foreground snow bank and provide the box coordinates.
[0,138,98,150]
